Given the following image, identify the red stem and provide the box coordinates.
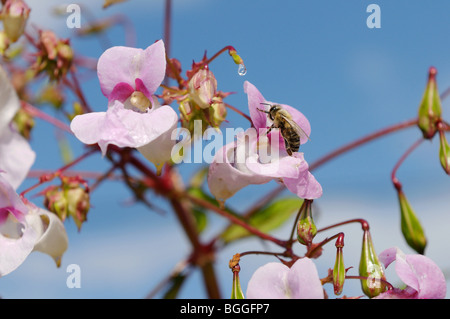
[309,118,418,171]
[391,138,424,191]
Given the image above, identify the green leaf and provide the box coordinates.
[220,197,303,244]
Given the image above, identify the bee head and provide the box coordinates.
[259,102,281,121]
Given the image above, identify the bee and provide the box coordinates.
[257,103,310,156]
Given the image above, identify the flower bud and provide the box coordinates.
[33,30,74,81]
[209,97,227,128]
[333,233,345,295]
[44,186,68,221]
[13,104,34,139]
[359,228,387,298]
[0,30,10,55]
[438,127,450,174]
[296,199,317,246]
[44,177,90,231]
[229,254,245,299]
[397,189,427,254]
[1,0,30,42]
[188,68,217,110]
[418,67,442,139]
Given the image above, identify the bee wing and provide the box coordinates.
[282,115,311,143]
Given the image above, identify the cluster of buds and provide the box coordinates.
[0,0,30,43]
[162,47,244,136]
[43,175,90,231]
[32,30,74,81]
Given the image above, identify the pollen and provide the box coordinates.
[130,91,151,112]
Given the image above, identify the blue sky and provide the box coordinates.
[1,0,450,299]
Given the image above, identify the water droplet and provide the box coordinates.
[238,64,247,76]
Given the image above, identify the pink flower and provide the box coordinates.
[0,65,35,189]
[70,40,178,173]
[0,173,68,277]
[246,258,324,299]
[207,81,322,204]
[374,247,446,299]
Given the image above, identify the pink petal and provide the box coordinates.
[70,102,178,155]
[0,126,36,190]
[244,81,312,145]
[0,173,28,220]
[246,258,324,299]
[284,171,323,199]
[97,40,166,101]
[287,258,324,299]
[378,247,447,299]
[244,81,268,130]
[246,262,290,299]
[109,82,135,103]
[207,142,272,203]
[246,151,308,178]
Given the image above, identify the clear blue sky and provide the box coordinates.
[1,0,450,299]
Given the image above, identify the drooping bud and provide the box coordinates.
[397,189,427,254]
[438,124,450,174]
[188,67,217,110]
[296,199,317,246]
[0,0,30,42]
[229,253,245,299]
[333,233,345,295]
[359,224,387,298]
[417,67,442,139]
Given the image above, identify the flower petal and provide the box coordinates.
[0,215,37,277]
[26,206,68,267]
[70,101,178,155]
[0,126,36,190]
[378,247,447,299]
[97,40,166,101]
[244,81,269,130]
[244,81,312,145]
[0,173,28,220]
[207,142,272,203]
[287,258,324,299]
[246,262,290,299]
[284,170,323,199]
[109,82,135,103]
[0,65,20,134]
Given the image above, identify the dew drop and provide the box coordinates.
[238,64,247,76]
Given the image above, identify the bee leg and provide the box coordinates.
[284,138,293,156]
[265,125,274,135]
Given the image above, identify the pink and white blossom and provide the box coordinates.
[207,81,322,203]
[0,65,35,189]
[246,258,324,299]
[70,40,179,173]
[0,173,68,277]
[374,247,446,299]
